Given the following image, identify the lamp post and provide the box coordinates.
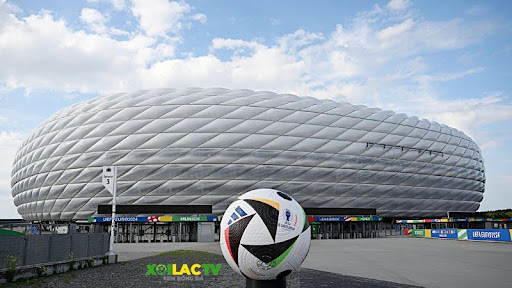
[102,166,118,264]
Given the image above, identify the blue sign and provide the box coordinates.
[93,216,148,223]
[453,218,467,222]
[312,216,381,222]
[30,226,38,235]
[431,229,458,239]
[206,216,220,221]
[316,217,344,222]
[467,229,511,242]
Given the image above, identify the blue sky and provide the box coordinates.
[0,0,511,218]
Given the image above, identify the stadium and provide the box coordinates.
[11,88,485,222]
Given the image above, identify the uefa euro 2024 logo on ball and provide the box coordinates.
[220,188,311,281]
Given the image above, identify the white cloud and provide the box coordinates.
[0,6,158,93]
[387,0,411,11]
[278,29,324,52]
[140,47,304,92]
[110,27,130,36]
[377,18,414,39]
[110,0,126,10]
[80,7,130,36]
[191,13,207,24]
[0,0,507,143]
[211,38,263,51]
[86,0,126,10]
[80,8,108,34]
[410,94,512,135]
[130,0,192,36]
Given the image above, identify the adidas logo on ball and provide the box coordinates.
[220,188,311,281]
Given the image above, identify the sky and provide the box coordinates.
[0,0,511,218]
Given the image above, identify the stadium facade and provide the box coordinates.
[11,88,485,220]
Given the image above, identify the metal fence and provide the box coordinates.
[0,233,109,269]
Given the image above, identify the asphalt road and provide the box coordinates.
[114,237,512,288]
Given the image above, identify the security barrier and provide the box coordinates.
[0,233,109,269]
[405,228,512,243]
[431,229,458,239]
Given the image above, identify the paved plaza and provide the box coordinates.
[115,242,222,262]
[116,237,512,288]
[301,238,512,288]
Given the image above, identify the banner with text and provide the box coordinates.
[308,216,382,222]
[407,229,425,237]
[431,229,458,239]
[467,229,511,242]
[89,215,220,223]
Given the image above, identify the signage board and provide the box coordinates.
[170,216,219,222]
[309,216,382,222]
[311,223,319,234]
[102,166,117,194]
[89,215,220,223]
[91,216,148,223]
[408,229,425,237]
[431,229,458,239]
[397,218,512,224]
[467,229,511,242]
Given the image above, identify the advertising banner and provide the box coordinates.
[171,216,220,222]
[408,229,425,237]
[89,215,220,223]
[431,229,458,239]
[91,216,148,223]
[453,218,468,222]
[157,216,220,222]
[310,216,382,222]
[396,218,512,224]
[467,229,511,242]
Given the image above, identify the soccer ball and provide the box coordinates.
[220,189,311,280]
